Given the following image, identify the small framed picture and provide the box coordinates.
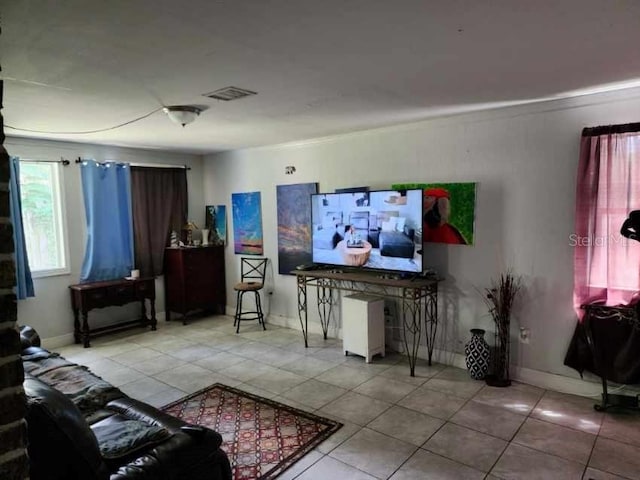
[205,205,227,245]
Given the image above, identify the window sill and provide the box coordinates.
[31,268,71,279]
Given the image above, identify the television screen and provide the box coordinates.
[311,189,423,273]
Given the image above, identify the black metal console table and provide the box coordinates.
[293,269,440,377]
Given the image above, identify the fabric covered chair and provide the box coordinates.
[233,258,268,333]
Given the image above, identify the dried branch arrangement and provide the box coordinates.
[482,272,522,386]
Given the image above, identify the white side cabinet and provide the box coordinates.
[342,293,385,363]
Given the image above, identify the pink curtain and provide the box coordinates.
[574,125,640,318]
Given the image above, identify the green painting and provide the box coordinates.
[392,182,476,245]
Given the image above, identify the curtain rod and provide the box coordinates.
[74,158,191,170]
[582,122,640,137]
[20,157,71,166]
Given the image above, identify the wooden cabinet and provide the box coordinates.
[69,277,156,348]
[164,246,226,324]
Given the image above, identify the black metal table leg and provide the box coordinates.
[401,287,422,377]
[296,275,309,347]
[424,283,438,366]
[316,278,334,340]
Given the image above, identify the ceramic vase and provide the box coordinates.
[201,229,210,245]
[464,328,490,380]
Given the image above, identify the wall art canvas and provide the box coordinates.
[392,182,476,245]
[231,192,264,255]
[334,186,370,208]
[205,205,227,245]
[277,182,318,274]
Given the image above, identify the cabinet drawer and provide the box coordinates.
[84,290,109,309]
[108,284,136,305]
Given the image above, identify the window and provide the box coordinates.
[19,161,69,277]
[573,126,640,312]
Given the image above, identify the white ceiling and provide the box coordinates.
[2,0,640,154]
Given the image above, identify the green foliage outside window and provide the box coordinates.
[20,163,62,270]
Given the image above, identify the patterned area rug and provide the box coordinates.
[162,383,342,480]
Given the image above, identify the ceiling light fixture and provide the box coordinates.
[162,106,202,127]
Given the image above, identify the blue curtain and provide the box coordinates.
[80,160,134,282]
[9,157,35,299]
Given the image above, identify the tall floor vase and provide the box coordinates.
[486,314,512,387]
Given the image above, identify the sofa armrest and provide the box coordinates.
[24,376,110,480]
[110,447,232,480]
[105,397,231,479]
[106,397,220,446]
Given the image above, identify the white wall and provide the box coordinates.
[203,86,640,381]
[5,137,204,345]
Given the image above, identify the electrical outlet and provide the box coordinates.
[519,327,531,344]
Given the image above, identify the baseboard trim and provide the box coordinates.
[385,339,605,398]
[63,307,624,400]
[260,313,609,399]
[42,311,168,350]
[42,333,75,350]
[224,305,343,338]
[266,313,343,339]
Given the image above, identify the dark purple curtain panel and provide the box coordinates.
[131,167,187,277]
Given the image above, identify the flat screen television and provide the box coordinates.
[310,189,423,273]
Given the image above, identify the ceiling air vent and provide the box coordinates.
[203,86,257,101]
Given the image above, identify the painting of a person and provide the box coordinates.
[423,188,467,244]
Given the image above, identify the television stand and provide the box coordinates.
[292,269,440,377]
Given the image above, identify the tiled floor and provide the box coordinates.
[57,316,640,480]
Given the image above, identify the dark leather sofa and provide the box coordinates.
[20,327,232,480]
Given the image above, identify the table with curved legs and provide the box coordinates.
[293,269,439,377]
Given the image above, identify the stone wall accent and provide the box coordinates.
[0,74,29,478]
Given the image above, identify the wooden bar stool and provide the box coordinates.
[233,258,268,333]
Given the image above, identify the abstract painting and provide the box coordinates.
[277,183,317,274]
[205,205,227,245]
[392,182,476,245]
[231,192,264,255]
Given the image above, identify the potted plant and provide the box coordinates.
[482,272,522,387]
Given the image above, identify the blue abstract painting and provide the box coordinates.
[232,192,263,255]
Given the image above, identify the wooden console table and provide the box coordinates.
[293,269,440,376]
[69,277,157,348]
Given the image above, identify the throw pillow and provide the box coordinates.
[92,418,172,460]
[382,217,397,232]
